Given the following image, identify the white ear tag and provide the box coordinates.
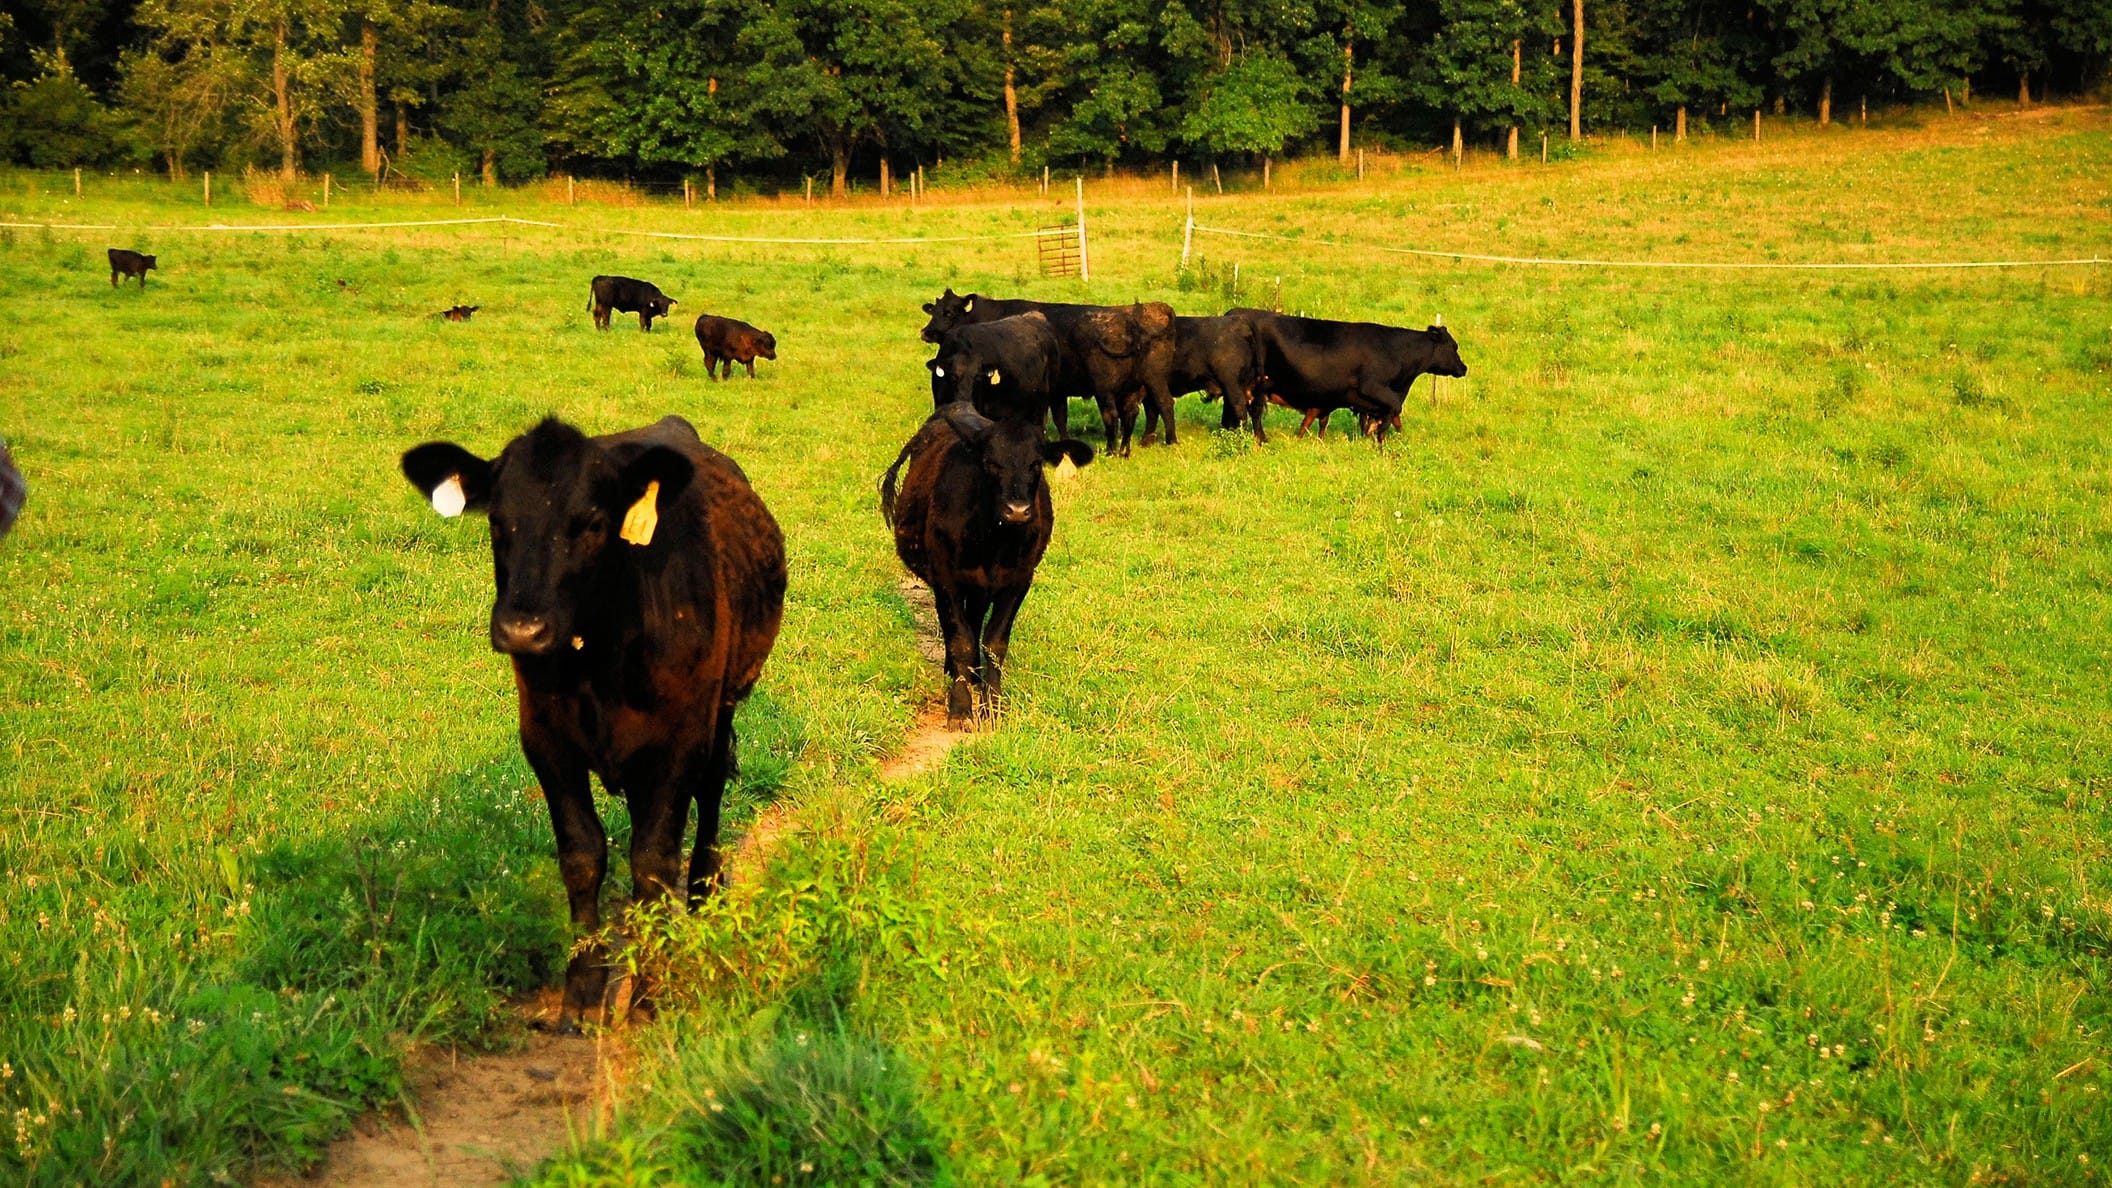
[934,365,946,377]
[620,480,661,547]
[988,368,1002,384]
[430,475,466,518]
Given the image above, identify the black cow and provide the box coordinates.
[693,315,777,379]
[1155,314,1267,443]
[588,275,678,331]
[881,404,1093,727]
[926,312,1063,426]
[439,305,480,322]
[400,414,786,1031]
[1232,310,1468,441]
[0,442,23,541]
[108,249,156,288]
[920,289,1177,456]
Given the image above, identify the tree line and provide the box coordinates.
[4,0,2108,193]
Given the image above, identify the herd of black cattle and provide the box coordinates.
[101,249,1468,1028]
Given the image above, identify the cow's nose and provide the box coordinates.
[1000,501,1034,524]
[493,613,554,653]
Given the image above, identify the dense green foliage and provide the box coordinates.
[2,0,2109,180]
[1,107,2107,1182]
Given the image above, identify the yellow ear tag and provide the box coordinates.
[988,368,1002,384]
[620,480,661,547]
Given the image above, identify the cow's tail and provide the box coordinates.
[879,440,916,528]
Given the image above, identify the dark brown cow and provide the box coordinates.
[439,305,480,322]
[588,275,677,331]
[399,414,785,1031]
[693,315,778,379]
[881,405,1092,727]
[107,249,156,288]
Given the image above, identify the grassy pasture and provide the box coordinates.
[2,106,2110,1184]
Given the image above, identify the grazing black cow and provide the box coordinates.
[926,312,1063,426]
[920,289,1179,456]
[881,405,1093,727]
[439,305,480,322]
[399,414,786,1031]
[588,275,678,331]
[1155,314,1267,443]
[1232,310,1468,441]
[693,315,777,379]
[108,249,156,288]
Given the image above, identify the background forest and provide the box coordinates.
[4,0,2111,193]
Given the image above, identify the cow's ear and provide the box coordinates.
[401,442,493,517]
[939,403,991,444]
[921,302,936,314]
[614,446,694,547]
[1043,439,1094,469]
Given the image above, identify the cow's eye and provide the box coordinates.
[570,514,606,537]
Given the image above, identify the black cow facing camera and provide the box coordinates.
[881,404,1093,728]
[588,275,677,331]
[399,414,786,1032]
[108,249,156,288]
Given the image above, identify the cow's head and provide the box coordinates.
[938,404,1093,526]
[754,330,777,360]
[400,417,694,656]
[142,255,158,271]
[919,288,971,344]
[1424,324,1468,377]
[925,339,989,407]
[652,295,677,319]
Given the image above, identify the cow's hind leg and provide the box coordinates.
[524,736,608,1033]
[687,713,736,906]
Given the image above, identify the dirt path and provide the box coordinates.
[277,583,961,1185]
[878,578,970,781]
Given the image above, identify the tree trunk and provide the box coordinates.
[1338,42,1352,163]
[273,20,297,182]
[707,165,716,200]
[1962,76,1970,104]
[1819,74,1832,126]
[880,156,891,197]
[1569,0,1583,140]
[2018,72,2029,105]
[1508,39,1521,159]
[1451,115,1462,162]
[1676,104,1686,141]
[1003,9,1022,164]
[482,146,495,187]
[395,103,407,157]
[831,136,849,198]
[358,21,379,173]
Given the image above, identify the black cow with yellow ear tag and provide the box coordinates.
[398,413,786,1033]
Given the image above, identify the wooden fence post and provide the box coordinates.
[1541,131,1548,162]
[1212,162,1222,193]
[684,178,692,209]
[1263,156,1271,189]
[1171,160,1178,194]
[323,173,332,206]
[805,176,813,204]
[1043,165,1049,196]
[1180,187,1194,269]
[1075,176,1089,284]
[454,173,461,205]
[1652,125,1657,149]
[567,175,575,205]
[74,168,81,197]
[1357,148,1364,179]
[204,171,211,206]
[1753,110,1761,141]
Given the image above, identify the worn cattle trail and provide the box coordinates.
[880,578,971,780]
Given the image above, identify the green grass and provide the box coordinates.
[2,105,2109,1183]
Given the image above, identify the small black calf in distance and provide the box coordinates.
[1160,314,1268,443]
[108,249,156,288]
[588,275,677,331]
[920,289,1180,456]
[1232,310,1468,442]
[881,404,1093,727]
[439,305,479,321]
[399,414,786,1032]
[693,315,777,379]
[927,311,1063,426]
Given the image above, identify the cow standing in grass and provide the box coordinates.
[693,314,777,378]
[108,249,156,288]
[881,405,1093,727]
[400,414,785,1031]
[926,311,1064,425]
[1158,314,1268,442]
[588,275,678,331]
[1233,310,1468,441]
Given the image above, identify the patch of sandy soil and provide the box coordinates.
[878,578,971,781]
[262,991,617,1188]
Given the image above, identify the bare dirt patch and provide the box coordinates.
[267,992,617,1187]
[878,578,970,781]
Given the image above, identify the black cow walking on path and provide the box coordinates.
[588,275,678,331]
[400,415,785,1031]
[108,249,156,287]
[881,405,1093,727]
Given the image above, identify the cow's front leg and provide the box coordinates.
[524,735,606,1034]
[934,587,985,727]
[978,586,1031,716]
[1364,385,1405,443]
[745,359,757,378]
